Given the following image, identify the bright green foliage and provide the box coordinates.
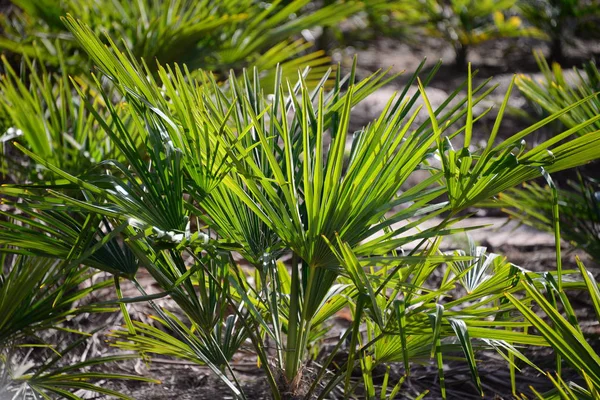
[329,237,544,398]
[2,14,600,400]
[426,64,600,210]
[519,0,600,62]
[383,0,545,67]
[517,53,600,136]
[0,1,363,180]
[490,55,600,263]
[0,255,155,399]
[0,0,361,77]
[111,252,250,398]
[0,201,139,277]
[495,177,600,263]
[507,259,600,399]
[0,52,126,180]
[4,353,158,400]
[0,257,106,347]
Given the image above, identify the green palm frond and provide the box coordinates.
[0,254,150,398]
[507,259,600,398]
[0,256,112,346]
[516,53,600,135]
[0,51,125,180]
[424,66,600,211]
[324,237,543,399]
[116,247,250,399]
[493,177,600,262]
[487,55,600,262]
[4,346,158,399]
[112,311,246,370]
[450,235,511,294]
[0,199,138,276]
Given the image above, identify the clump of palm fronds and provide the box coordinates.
[517,52,600,136]
[0,0,362,79]
[487,55,600,264]
[519,0,600,62]
[1,0,600,394]
[508,257,600,399]
[495,176,600,263]
[0,254,156,398]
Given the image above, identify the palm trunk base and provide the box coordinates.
[454,44,468,71]
[551,38,564,64]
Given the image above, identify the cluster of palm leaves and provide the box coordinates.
[518,52,600,135]
[0,0,360,79]
[2,6,600,400]
[0,0,362,186]
[342,0,600,67]
[0,253,159,398]
[519,0,600,62]
[496,176,600,263]
[486,52,600,399]
[385,0,545,67]
[490,54,600,264]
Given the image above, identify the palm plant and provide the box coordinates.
[507,258,600,399]
[0,51,126,181]
[488,55,600,263]
[0,0,362,182]
[386,0,545,68]
[516,53,600,136]
[0,254,155,399]
[323,236,547,398]
[0,0,362,80]
[3,13,600,399]
[495,177,600,263]
[519,0,600,62]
